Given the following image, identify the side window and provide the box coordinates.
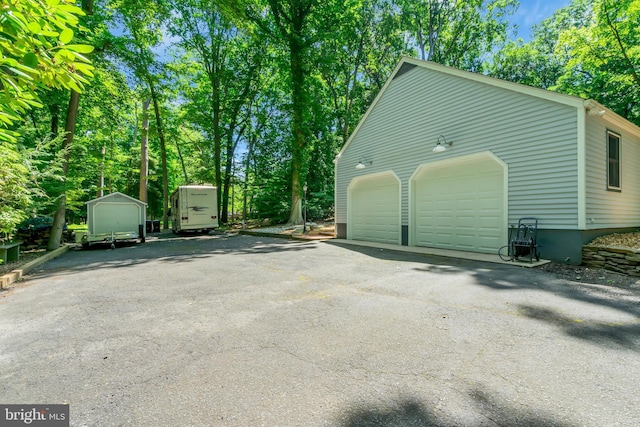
[607,130,621,191]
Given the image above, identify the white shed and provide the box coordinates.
[335,57,640,264]
[79,192,147,248]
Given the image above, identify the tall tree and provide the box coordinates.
[221,0,341,224]
[47,0,96,250]
[139,98,151,202]
[319,0,409,146]
[111,0,171,228]
[395,0,516,69]
[0,0,93,239]
[490,0,639,125]
[148,79,170,228]
[168,0,262,223]
[488,0,591,89]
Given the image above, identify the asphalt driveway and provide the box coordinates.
[1,233,639,426]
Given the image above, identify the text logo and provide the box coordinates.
[1,405,69,427]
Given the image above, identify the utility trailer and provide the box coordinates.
[170,185,219,233]
[76,192,147,249]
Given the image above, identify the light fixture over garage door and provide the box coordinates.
[433,135,453,153]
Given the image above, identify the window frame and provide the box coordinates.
[606,130,621,191]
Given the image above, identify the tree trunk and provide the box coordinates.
[47,90,79,250]
[148,82,169,230]
[417,17,426,60]
[176,137,189,184]
[97,144,105,198]
[221,134,233,224]
[287,28,306,225]
[126,103,139,194]
[47,0,92,250]
[212,85,222,221]
[49,104,59,140]
[108,141,113,193]
[139,98,151,203]
[242,133,255,228]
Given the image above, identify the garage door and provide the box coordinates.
[412,156,505,252]
[94,202,141,234]
[349,173,401,244]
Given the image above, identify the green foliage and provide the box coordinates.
[490,0,639,126]
[395,0,517,69]
[251,161,291,223]
[0,141,31,234]
[488,1,590,87]
[18,0,637,231]
[305,190,334,221]
[487,40,564,89]
[555,0,640,124]
[0,0,94,142]
[0,129,68,235]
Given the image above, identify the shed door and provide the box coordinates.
[349,173,401,244]
[412,157,504,252]
[94,202,141,234]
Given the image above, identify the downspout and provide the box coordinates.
[334,153,341,238]
[577,102,588,231]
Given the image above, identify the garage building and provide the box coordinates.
[334,57,640,264]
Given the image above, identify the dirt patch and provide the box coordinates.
[232,221,335,238]
[282,223,335,237]
[0,249,47,276]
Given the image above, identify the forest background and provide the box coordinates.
[1,0,638,250]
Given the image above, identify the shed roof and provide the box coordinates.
[336,57,640,161]
[86,192,147,207]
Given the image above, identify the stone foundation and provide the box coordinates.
[582,245,640,277]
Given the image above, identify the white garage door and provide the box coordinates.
[94,202,141,234]
[412,156,505,252]
[349,173,400,244]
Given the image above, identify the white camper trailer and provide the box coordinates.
[170,185,219,233]
[76,192,147,249]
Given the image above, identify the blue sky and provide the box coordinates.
[511,0,572,41]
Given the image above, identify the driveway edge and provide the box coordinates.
[0,244,70,289]
[238,230,334,241]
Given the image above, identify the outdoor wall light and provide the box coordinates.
[355,158,373,170]
[433,135,452,152]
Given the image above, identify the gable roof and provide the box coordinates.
[86,191,147,206]
[336,56,640,161]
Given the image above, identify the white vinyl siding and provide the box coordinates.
[336,65,580,231]
[585,119,640,229]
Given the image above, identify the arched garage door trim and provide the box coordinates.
[348,171,401,244]
[409,151,508,252]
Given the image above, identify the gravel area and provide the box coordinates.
[541,231,640,288]
[537,262,640,289]
[590,231,640,248]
